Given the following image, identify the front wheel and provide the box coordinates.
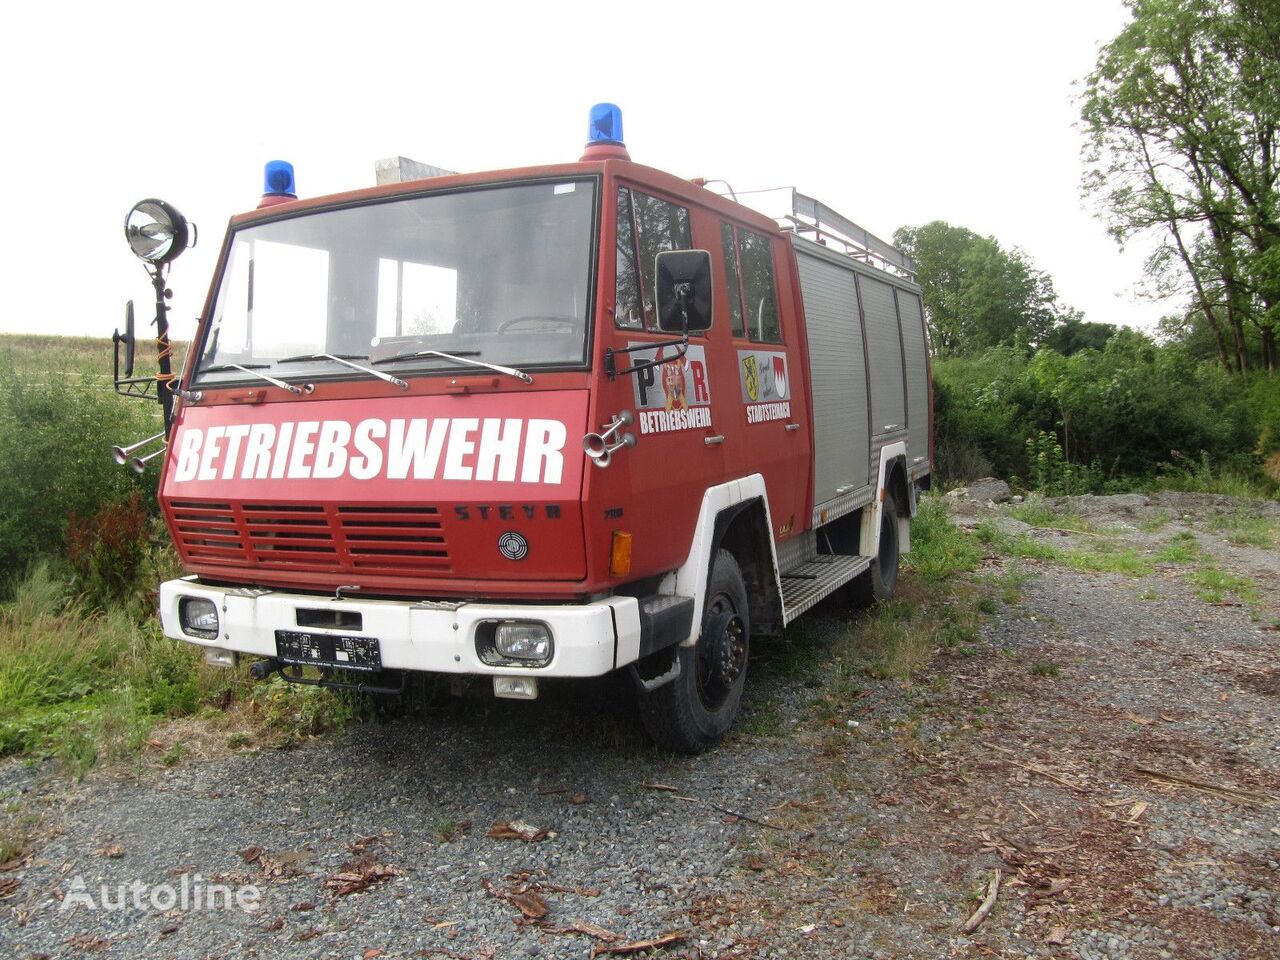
[639,549,750,753]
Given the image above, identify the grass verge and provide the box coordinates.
[0,562,357,777]
[769,497,995,727]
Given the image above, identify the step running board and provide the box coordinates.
[779,554,870,624]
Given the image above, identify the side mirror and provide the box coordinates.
[655,249,713,334]
[115,300,137,378]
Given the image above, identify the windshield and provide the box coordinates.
[195,179,597,385]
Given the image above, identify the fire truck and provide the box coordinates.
[112,104,932,752]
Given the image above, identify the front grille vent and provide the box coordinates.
[170,501,450,574]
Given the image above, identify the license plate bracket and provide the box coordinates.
[275,630,382,672]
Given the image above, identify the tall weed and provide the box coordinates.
[0,359,162,586]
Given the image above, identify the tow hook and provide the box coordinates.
[249,658,280,681]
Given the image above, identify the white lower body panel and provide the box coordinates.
[158,578,642,679]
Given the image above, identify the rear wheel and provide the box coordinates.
[639,549,750,753]
[848,491,901,608]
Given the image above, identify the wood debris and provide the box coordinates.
[487,820,553,842]
[324,854,398,897]
[590,930,690,957]
[545,920,621,941]
[961,869,1001,934]
[1133,766,1271,805]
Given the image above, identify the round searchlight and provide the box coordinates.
[124,198,192,264]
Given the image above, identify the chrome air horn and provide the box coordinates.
[583,410,636,468]
[112,431,166,466]
[128,444,168,474]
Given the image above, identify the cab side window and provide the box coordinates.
[720,222,745,338]
[721,223,782,343]
[614,187,692,331]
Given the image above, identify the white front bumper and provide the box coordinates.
[159,579,642,678]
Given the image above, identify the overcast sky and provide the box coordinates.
[0,0,1165,343]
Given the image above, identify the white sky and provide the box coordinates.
[0,0,1166,343]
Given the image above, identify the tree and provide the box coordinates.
[1081,0,1279,373]
[894,221,1072,357]
[1045,316,1117,355]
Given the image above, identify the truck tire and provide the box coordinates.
[848,491,901,608]
[639,549,750,754]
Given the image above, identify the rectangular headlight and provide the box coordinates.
[477,621,553,667]
[179,596,219,640]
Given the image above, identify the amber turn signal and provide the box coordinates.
[609,531,633,577]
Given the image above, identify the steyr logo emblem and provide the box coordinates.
[741,355,760,402]
[497,531,529,561]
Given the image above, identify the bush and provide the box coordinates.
[932,335,1276,496]
[0,359,162,588]
[0,561,235,773]
[65,494,150,607]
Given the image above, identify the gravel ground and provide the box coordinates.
[2,492,1278,959]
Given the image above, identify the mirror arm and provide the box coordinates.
[604,334,689,379]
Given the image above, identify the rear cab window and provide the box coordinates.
[615,188,692,332]
[721,222,782,343]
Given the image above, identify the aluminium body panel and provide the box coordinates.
[858,273,908,439]
[794,244,871,509]
[790,233,931,525]
[896,289,931,472]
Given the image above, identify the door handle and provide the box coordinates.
[785,423,801,432]
[704,435,725,446]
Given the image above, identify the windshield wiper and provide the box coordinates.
[201,363,313,396]
[275,353,407,390]
[371,350,533,384]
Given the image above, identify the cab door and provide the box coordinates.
[715,220,810,542]
[593,183,731,578]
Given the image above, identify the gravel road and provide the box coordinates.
[2,492,1277,959]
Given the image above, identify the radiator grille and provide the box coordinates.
[170,501,450,574]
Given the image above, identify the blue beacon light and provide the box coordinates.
[581,103,630,161]
[589,103,624,144]
[263,160,297,198]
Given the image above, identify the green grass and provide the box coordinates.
[0,561,362,776]
[0,799,38,865]
[1186,567,1259,605]
[905,496,986,582]
[1154,531,1202,565]
[1206,510,1279,549]
[740,697,786,738]
[1008,499,1099,534]
[0,333,188,377]
[976,521,1153,577]
[798,500,999,725]
[1148,464,1276,500]
[1031,660,1060,678]
[1138,510,1173,533]
[977,564,1034,604]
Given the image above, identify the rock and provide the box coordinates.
[963,478,1012,504]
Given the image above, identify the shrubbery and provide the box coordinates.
[933,332,1279,496]
[0,359,161,587]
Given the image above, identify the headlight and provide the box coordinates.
[477,621,553,667]
[124,198,192,264]
[179,596,219,639]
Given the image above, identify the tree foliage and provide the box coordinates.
[894,221,1075,357]
[1081,0,1280,372]
[932,335,1276,492]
